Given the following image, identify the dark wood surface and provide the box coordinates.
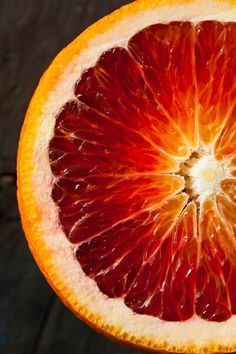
[0,1,144,353]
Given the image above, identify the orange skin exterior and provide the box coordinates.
[17,1,236,353]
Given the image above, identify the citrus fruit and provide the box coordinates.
[17,0,236,352]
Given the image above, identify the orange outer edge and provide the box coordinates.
[17,0,236,353]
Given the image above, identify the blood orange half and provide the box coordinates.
[17,0,236,352]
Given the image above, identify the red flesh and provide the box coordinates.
[49,21,236,321]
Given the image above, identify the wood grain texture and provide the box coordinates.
[0,1,144,353]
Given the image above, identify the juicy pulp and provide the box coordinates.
[49,21,236,322]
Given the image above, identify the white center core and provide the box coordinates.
[189,154,228,200]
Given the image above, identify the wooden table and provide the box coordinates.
[0,1,143,353]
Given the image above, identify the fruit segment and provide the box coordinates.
[196,197,236,321]
[221,179,236,204]
[128,22,197,149]
[215,107,236,159]
[196,21,236,145]
[124,201,198,321]
[216,193,236,234]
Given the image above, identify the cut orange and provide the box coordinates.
[17,0,236,352]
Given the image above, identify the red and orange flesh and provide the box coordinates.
[49,20,236,322]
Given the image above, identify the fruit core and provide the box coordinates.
[179,150,229,201]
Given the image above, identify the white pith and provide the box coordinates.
[29,0,236,351]
[190,153,228,198]
[185,147,232,202]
